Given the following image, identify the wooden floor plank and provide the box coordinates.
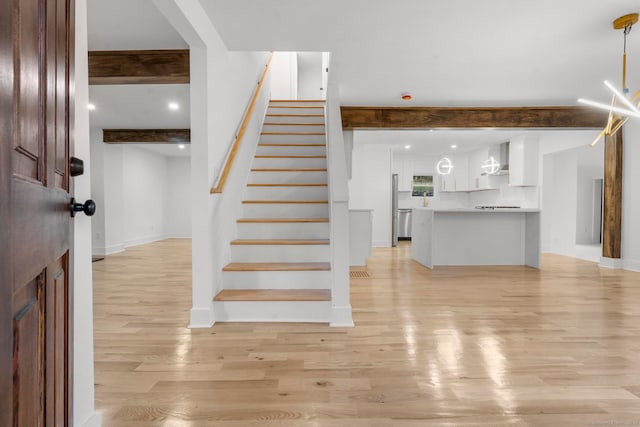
[214,289,331,302]
[237,218,329,223]
[231,239,330,245]
[247,183,328,187]
[222,262,331,271]
[242,200,328,204]
[93,240,640,425]
[254,155,327,158]
[250,168,327,172]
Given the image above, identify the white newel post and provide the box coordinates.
[326,67,354,327]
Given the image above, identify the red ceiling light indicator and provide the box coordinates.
[401,92,413,101]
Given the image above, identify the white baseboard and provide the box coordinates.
[124,234,167,248]
[80,412,102,427]
[330,305,354,327]
[93,235,192,257]
[188,303,215,328]
[92,244,124,256]
[165,233,191,239]
[373,240,391,247]
[600,257,624,269]
[624,258,640,272]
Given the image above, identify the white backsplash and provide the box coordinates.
[398,174,539,209]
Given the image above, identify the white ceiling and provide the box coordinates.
[88,84,190,130]
[129,144,191,158]
[355,129,600,156]
[201,0,640,105]
[87,0,187,50]
[86,0,638,157]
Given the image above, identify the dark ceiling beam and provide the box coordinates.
[103,129,190,144]
[340,106,608,129]
[88,50,189,85]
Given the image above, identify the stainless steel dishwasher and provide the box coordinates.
[397,209,412,240]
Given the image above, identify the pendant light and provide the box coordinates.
[578,13,639,146]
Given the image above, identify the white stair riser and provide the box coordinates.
[237,222,329,239]
[262,124,325,133]
[249,171,327,184]
[252,157,326,169]
[214,300,331,323]
[265,114,324,124]
[242,203,329,218]
[260,134,326,144]
[256,145,326,156]
[222,270,331,289]
[230,244,330,263]
[245,186,328,200]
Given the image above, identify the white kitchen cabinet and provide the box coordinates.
[392,156,413,191]
[509,135,539,187]
[467,148,498,190]
[438,155,469,192]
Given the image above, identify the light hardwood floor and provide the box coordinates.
[93,239,640,426]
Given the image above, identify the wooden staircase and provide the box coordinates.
[215,100,332,322]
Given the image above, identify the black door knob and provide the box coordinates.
[70,157,84,177]
[70,198,96,217]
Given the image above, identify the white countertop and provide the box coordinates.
[414,207,541,213]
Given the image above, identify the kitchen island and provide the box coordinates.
[411,208,541,269]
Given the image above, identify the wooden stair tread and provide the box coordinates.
[254,155,326,158]
[258,143,325,147]
[267,106,324,109]
[266,114,324,117]
[270,99,326,103]
[242,200,328,204]
[237,218,329,223]
[214,289,331,302]
[231,239,329,245]
[263,122,325,126]
[222,262,331,272]
[251,168,327,172]
[247,183,327,187]
[261,132,326,136]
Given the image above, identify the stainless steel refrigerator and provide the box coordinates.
[392,174,398,247]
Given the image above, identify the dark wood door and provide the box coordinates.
[1,0,75,425]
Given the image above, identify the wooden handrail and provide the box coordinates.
[211,53,274,194]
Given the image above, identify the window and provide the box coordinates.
[412,175,434,197]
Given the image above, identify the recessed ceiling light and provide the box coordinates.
[404,145,411,149]
[168,102,180,111]
[178,144,185,149]
[451,144,457,149]
[87,103,96,111]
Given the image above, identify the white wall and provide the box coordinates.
[154,0,270,327]
[90,129,106,252]
[270,51,298,99]
[622,120,640,271]
[542,148,579,257]
[165,157,191,237]
[349,138,392,247]
[122,146,168,246]
[540,142,603,257]
[73,1,100,426]
[297,52,323,99]
[90,142,192,255]
[575,156,603,245]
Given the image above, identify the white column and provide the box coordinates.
[73,1,101,425]
[154,0,229,327]
[326,80,353,327]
